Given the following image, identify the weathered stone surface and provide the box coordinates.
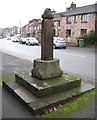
[3,78,95,115]
[15,72,81,97]
[31,8,63,80]
[31,58,63,79]
[41,8,54,60]
[42,8,54,19]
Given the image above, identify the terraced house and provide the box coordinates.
[21,2,97,44]
[60,2,97,44]
[22,19,41,40]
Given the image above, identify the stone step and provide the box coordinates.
[15,73,81,98]
[3,79,95,115]
[3,80,38,103]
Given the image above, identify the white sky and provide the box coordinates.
[0,0,96,28]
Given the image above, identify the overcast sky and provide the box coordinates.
[0,0,96,28]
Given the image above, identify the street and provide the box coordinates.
[0,39,95,80]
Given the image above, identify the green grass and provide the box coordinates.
[87,44,97,48]
[35,89,95,118]
[0,74,14,83]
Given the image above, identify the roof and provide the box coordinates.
[53,12,66,21]
[53,13,61,21]
[22,24,29,28]
[62,4,97,17]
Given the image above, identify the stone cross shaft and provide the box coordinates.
[41,8,54,60]
[31,8,63,79]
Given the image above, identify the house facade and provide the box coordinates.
[21,19,41,41]
[21,3,97,44]
[53,13,61,37]
[60,2,97,43]
[22,24,29,37]
[0,26,19,37]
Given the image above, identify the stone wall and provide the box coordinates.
[60,13,96,43]
[54,21,60,36]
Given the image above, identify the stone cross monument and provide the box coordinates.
[41,8,54,60]
[31,8,63,80]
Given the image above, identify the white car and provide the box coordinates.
[53,37,67,49]
[26,37,39,46]
[12,37,19,42]
[19,37,27,44]
[7,36,11,40]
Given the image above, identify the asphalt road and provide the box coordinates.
[0,39,95,80]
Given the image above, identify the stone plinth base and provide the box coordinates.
[31,58,63,80]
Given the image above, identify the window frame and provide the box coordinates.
[81,14,88,23]
[81,29,87,35]
[66,29,71,37]
[74,15,77,23]
[66,16,71,24]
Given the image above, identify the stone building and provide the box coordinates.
[60,2,97,43]
[0,28,3,37]
[1,28,12,37]
[21,24,29,37]
[53,13,61,37]
[0,26,19,37]
[21,19,41,40]
[21,2,97,44]
[11,26,19,35]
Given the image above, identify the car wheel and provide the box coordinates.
[28,42,30,46]
[63,46,66,49]
[53,44,56,49]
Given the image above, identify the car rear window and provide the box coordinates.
[59,38,64,41]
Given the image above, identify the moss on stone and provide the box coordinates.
[64,74,80,81]
[45,74,65,86]
[44,74,80,86]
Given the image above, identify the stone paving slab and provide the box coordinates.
[3,78,95,115]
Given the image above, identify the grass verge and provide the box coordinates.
[0,74,14,83]
[35,89,95,118]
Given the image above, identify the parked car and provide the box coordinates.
[26,37,39,46]
[12,37,19,42]
[7,36,11,40]
[0,36,2,39]
[19,37,27,44]
[53,37,67,49]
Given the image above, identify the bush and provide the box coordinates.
[78,30,97,45]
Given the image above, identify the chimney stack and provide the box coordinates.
[71,2,76,10]
[52,9,56,14]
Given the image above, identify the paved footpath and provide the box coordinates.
[1,52,96,119]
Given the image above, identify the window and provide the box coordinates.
[81,14,88,22]
[66,29,71,37]
[66,16,71,24]
[74,15,77,23]
[81,29,87,35]
[58,21,60,26]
